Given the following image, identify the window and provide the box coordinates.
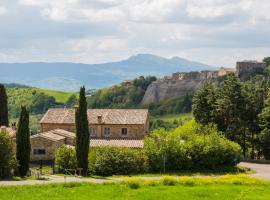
[121,128,128,137]
[89,127,96,136]
[103,127,110,137]
[33,149,46,155]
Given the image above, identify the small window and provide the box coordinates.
[121,128,128,136]
[33,149,46,155]
[103,127,110,137]
[89,127,96,136]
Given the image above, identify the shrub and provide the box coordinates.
[145,120,242,172]
[55,146,77,171]
[0,130,16,179]
[90,147,148,176]
[163,176,178,186]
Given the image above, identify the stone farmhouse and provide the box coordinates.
[40,108,149,139]
[30,108,149,161]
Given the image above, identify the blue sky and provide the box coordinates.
[0,0,270,66]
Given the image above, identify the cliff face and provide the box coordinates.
[142,60,266,104]
[142,79,204,104]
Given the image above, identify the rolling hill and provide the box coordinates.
[0,54,214,91]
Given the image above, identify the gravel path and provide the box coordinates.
[1,162,269,186]
[240,162,270,179]
[0,175,121,186]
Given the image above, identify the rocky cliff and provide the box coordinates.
[142,78,204,104]
[142,60,266,104]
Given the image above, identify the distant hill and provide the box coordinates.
[0,54,214,91]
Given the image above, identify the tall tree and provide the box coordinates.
[0,84,9,127]
[215,74,247,156]
[263,57,270,67]
[242,76,269,159]
[259,88,270,160]
[192,80,216,125]
[16,106,30,177]
[75,86,90,176]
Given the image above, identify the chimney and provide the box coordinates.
[97,115,102,124]
[11,122,16,130]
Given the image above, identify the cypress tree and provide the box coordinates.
[0,84,9,127]
[16,106,30,177]
[75,86,90,176]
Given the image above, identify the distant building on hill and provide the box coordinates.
[236,60,267,79]
[121,80,133,88]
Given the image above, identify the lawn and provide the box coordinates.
[38,88,75,102]
[0,175,269,200]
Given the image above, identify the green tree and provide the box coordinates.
[0,84,9,127]
[259,89,270,160]
[55,146,77,171]
[0,130,16,179]
[66,95,78,108]
[16,106,30,177]
[263,57,270,67]
[75,86,90,176]
[215,74,247,156]
[192,80,216,125]
[242,76,269,159]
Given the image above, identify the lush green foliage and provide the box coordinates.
[55,146,77,171]
[88,75,192,117]
[148,94,192,116]
[0,130,16,179]
[0,84,9,126]
[259,90,270,160]
[88,76,156,109]
[16,106,30,177]
[75,86,90,176]
[192,80,216,125]
[0,175,269,200]
[6,87,64,118]
[89,147,149,176]
[145,120,241,172]
[193,74,270,159]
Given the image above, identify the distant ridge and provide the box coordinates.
[0,54,214,91]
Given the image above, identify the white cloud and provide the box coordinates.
[0,6,7,15]
[0,0,270,67]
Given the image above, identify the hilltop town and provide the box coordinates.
[142,60,267,103]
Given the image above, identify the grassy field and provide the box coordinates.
[0,175,269,200]
[152,113,193,122]
[38,88,75,102]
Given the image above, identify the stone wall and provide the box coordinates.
[236,61,267,80]
[41,119,149,140]
[30,137,65,161]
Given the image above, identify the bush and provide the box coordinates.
[55,146,77,171]
[0,130,16,179]
[145,120,241,172]
[90,147,148,176]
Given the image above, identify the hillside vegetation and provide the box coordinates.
[6,86,74,118]
[87,76,192,116]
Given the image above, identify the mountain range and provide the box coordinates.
[0,54,214,91]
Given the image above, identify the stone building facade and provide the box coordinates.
[236,60,267,79]
[40,109,150,140]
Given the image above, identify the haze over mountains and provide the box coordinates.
[0,54,214,91]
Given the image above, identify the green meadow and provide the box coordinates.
[0,175,269,200]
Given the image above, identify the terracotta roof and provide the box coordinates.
[31,131,65,142]
[40,108,149,125]
[90,139,144,148]
[50,129,75,139]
